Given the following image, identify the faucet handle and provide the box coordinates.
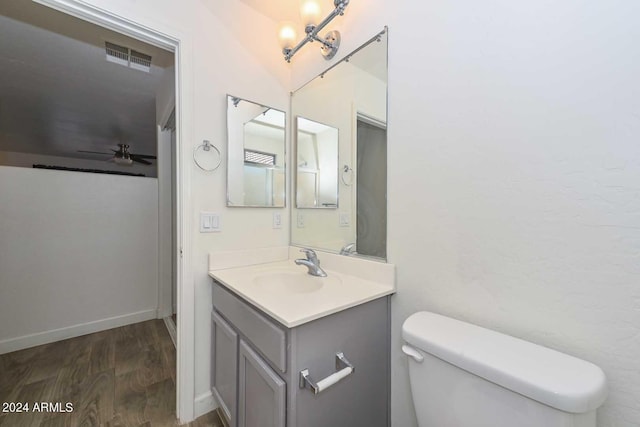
[300,248,318,261]
[340,243,356,255]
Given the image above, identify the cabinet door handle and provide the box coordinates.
[299,352,354,394]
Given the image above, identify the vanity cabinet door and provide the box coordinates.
[238,340,286,427]
[212,311,238,426]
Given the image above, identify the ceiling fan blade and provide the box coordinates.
[131,153,157,159]
[78,150,112,155]
[132,157,152,165]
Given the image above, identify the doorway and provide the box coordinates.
[2,0,190,422]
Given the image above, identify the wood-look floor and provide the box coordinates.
[0,320,223,427]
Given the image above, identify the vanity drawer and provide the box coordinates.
[213,282,287,372]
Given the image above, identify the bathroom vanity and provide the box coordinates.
[208,248,394,427]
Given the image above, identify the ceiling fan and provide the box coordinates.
[78,143,156,166]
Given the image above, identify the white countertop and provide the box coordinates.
[208,249,395,328]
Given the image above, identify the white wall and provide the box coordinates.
[0,166,158,352]
[291,1,640,426]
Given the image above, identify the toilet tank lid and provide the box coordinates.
[402,311,607,414]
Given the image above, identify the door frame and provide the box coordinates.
[32,0,195,422]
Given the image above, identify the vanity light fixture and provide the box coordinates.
[279,0,349,63]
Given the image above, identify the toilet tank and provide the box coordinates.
[402,312,607,427]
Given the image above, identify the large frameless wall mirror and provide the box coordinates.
[296,117,339,208]
[291,28,388,260]
[227,95,286,207]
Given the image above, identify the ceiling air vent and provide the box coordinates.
[105,41,152,73]
[130,50,152,72]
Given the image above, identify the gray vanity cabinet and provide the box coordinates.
[211,280,390,427]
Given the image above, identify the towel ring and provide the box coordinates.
[194,140,221,172]
[341,165,353,186]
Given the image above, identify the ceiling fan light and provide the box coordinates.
[114,157,133,166]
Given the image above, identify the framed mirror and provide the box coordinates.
[296,117,339,208]
[226,95,286,207]
[291,28,388,260]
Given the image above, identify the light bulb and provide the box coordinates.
[278,22,297,50]
[300,0,322,28]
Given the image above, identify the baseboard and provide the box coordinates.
[0,309,157,354]
[194,390,218,420]
[216,407,230,427]
[163,316,177,348]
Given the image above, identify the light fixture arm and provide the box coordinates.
[283,0,349,62]
[310,33,334,48]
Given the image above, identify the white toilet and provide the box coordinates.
[402,311,607,427]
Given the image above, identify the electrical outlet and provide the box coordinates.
[273,212,282,229]
[339,212,350,227]
[297,212,305,228]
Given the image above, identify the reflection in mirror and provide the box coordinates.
[226,96,286,207]
[296,117,339,208]
[291,28,387,260]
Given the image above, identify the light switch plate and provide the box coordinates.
[297,212,305,228]
[200,212,220,233]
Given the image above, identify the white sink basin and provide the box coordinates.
[252,270,341,294]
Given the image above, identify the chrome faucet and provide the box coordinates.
[340,243,356,256]
[295,248,327,277]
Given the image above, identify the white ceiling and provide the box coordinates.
[0,1,174,161]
